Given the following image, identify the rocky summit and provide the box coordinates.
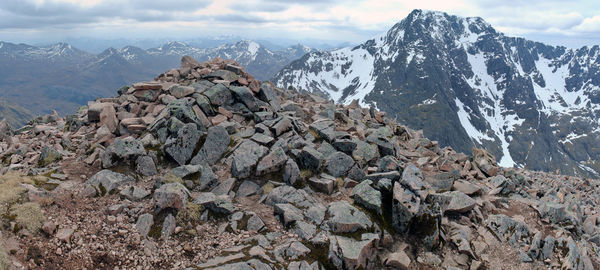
[0,56,598,270]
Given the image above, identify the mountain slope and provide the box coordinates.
[0,99,36,128]
[273,9,600,177]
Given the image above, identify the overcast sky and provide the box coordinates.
[0,0,598,49]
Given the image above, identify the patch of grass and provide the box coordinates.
[262,182,275,195]
[299,169,313,180]
[176,203,203,231]
[163,173,183,185]
[0,243,8,270]
[0,172,33,214]
[10,202,44,233]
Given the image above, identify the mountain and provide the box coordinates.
[273,9,600,177]
[0,99,36,128]
[0,40,313,127]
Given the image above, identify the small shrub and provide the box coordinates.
[10,202,45,233]
[176,203,203,230]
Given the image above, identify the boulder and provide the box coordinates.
[86,169,135,196]
[325,151,355,177]
[230,86,259,112]
[38,145,62,166]
[153,182,190,211]
[164,123,202,166]
[427,191,476,214]
[400,164,425,192]
[283,158,301,186]
[308,174,336,195]
[297,146,324,172]
[392,182,420,233]
[256,147,287,175]
[101,137,146,168]
[181,56,200,69]
[136,155,157,176]
[204,83,232,106]
[190,125,230,165]
[351,180,382,215]
[328,234,378,270]
[231,140,268,178]
[326,201,372,233]
[169,85,195,98]
[274,203,304,227]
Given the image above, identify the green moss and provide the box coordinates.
[176,203,203,230]
[262,182,275,195]
[10,202,44,233]
[299,169,313,180]
[163,173,184,185]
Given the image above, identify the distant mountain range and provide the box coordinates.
[274,9,600,177]
[0,40,313,127]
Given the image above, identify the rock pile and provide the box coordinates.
[0,56,598,269]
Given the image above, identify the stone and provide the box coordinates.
[161,214,176,240]
[452,180,481,195]
[328,234,378,270]
[392,182,420,233]
[485,214,532,245]
[205,195,236,215]
[230,86,259,112]
[385,250,411,270]
[56,228,75,242]
[326,201,372,233]
[308,175,335,194]
[309,119,335,142]
[42,221,57,235]
[169,85,195,98]
[283,158,301,186]
[196,253,246,268]
[231,140,268,179]
[165,123,202,166]
[197,165,218,191]
[258,82,281,111]
[537,201,579,226]
[181,55,200,69]
[87,103,105,122]
[274,203,304,227]
[472,148,498,177]
[297,146,324,172]
[136,213,153,237]
[246,213,266,232]
[325,151,355,177]
[272,117,292,136]
[99,105,118,134]
[101,137,146,168]
[153,182,189,211]
[85,169,135,196]
[352,139,379,164]
[204,83,232,106]
[351,180,382,215]
[265,185,320,209]
[427,191,476,214]
[400,164,425,192]
[120,186,150,201]
[190,125,230,165]
[38,145,62,166]
[237,180,261,197]
[378,155,401,172]
[250,132,274,146]
[293,221,317,240]
[256,147,287,175]
[211,178,236,196]
[136,155,157,176]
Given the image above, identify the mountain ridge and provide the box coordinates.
[274,9,600,177]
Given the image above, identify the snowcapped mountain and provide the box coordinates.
[274,9,600,177]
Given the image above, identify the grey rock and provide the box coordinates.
[427,191,476,214]
[230,86,259,112]
[170,164,202,178]
[332,139,357,154]
[385,250,411,270]
[452,180,481,195]
[231,140,268,179]
[161,213,176,240]
[298,146,324,172]
[256,147,287,175]
[325,151,355,177]
[400,164,425,192]
[120,186,150,201]
[537,201,579,226]
[86,169,135,196]
[258,82,281,111]
[308,175,335,195]
[485,214,532,246]
[305,205,326,225]
[164,123,202,166]
[169,85,195,98]
[365,171,401,184]
[541,235,555,260]
[352,139,379,165]
[274,203,304,227]
[272,117,291,136]
[207,195,236,215]
[237,180,261,197]
[317,142,337,158]
[309,119,335,142]
[181,55,200,69]
[246,213,266,232]
[101,137,146,168]
[136,155,157,176]
[378,156,401,172]
[351,180,382,215]
[283,159,301,186]
[153,182,189,211]
[211,178,236,196]
[265,185,320,209]
[250,132,274,145]
[392,182,420,233]
[294,221,317,240]
[326,201,372,233]
[191,125,230,165]
[39,145,62,166]
[204,83,232,106]
[273,241,311,262]
[328,234,378,270]
[198,165,219,191]
[135,213,153,237]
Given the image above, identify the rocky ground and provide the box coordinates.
[0,56,598,269]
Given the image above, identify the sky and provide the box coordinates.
[0,0,599,50]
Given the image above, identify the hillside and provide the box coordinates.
[0,56,597,269]
[274,9,600,178]
[0,99,36,128]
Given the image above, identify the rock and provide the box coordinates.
[237,180,261,197]
[56,228,75,242]
[181,56,200,69]
[205,195,236,215]
[161,214,176,240]
[153,182,189,211]
[541,235,555,260]
[485,214,532,246]
[351,180,382,215]
[85,169,135,196]
[230,86,259,112]
[204,83,232,106]
[400,164,425,192]
[329,234,378,270]
[274,203,304,227]
[452,180,481,195]
[385,250,411,270]
[196,253,246,268]
[102,137,146,168]
[256,147,287,175]
[265,186,320,209]
[326,201,372,233]
[136,155,157,176]
[427,191,476,214]
[293,221,317,240]
[246,213,266,232]
[197,165,218,191]
[332,139,357,154]
[309,119,335,142]
[472,148,498,177]
[136,213,154,237]
[258,82,281,111]
[120,186,150,201]
[231,140,268,179]
[38,145,62,166]
[283,158,301,186]
[537,201,579,226]
[352,139,379,165]
[325,151,355,177]
[211,178,236,196]
[169,85,195,98]
[378,156,401,172]
[42,221,56,235]
[190,125,230,165]
[99,105,118,134]
[392,182,420,233]
[272,117,292,137]
[308,175,335,195]
[87,103,105,122]
[164,123,202,166]
[298,146,324,172]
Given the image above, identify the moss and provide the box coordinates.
[299,169,313,180]
[176,203,203,230]
[163,173,184,185]
[10,202,44,233]
[262,182,275,195]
